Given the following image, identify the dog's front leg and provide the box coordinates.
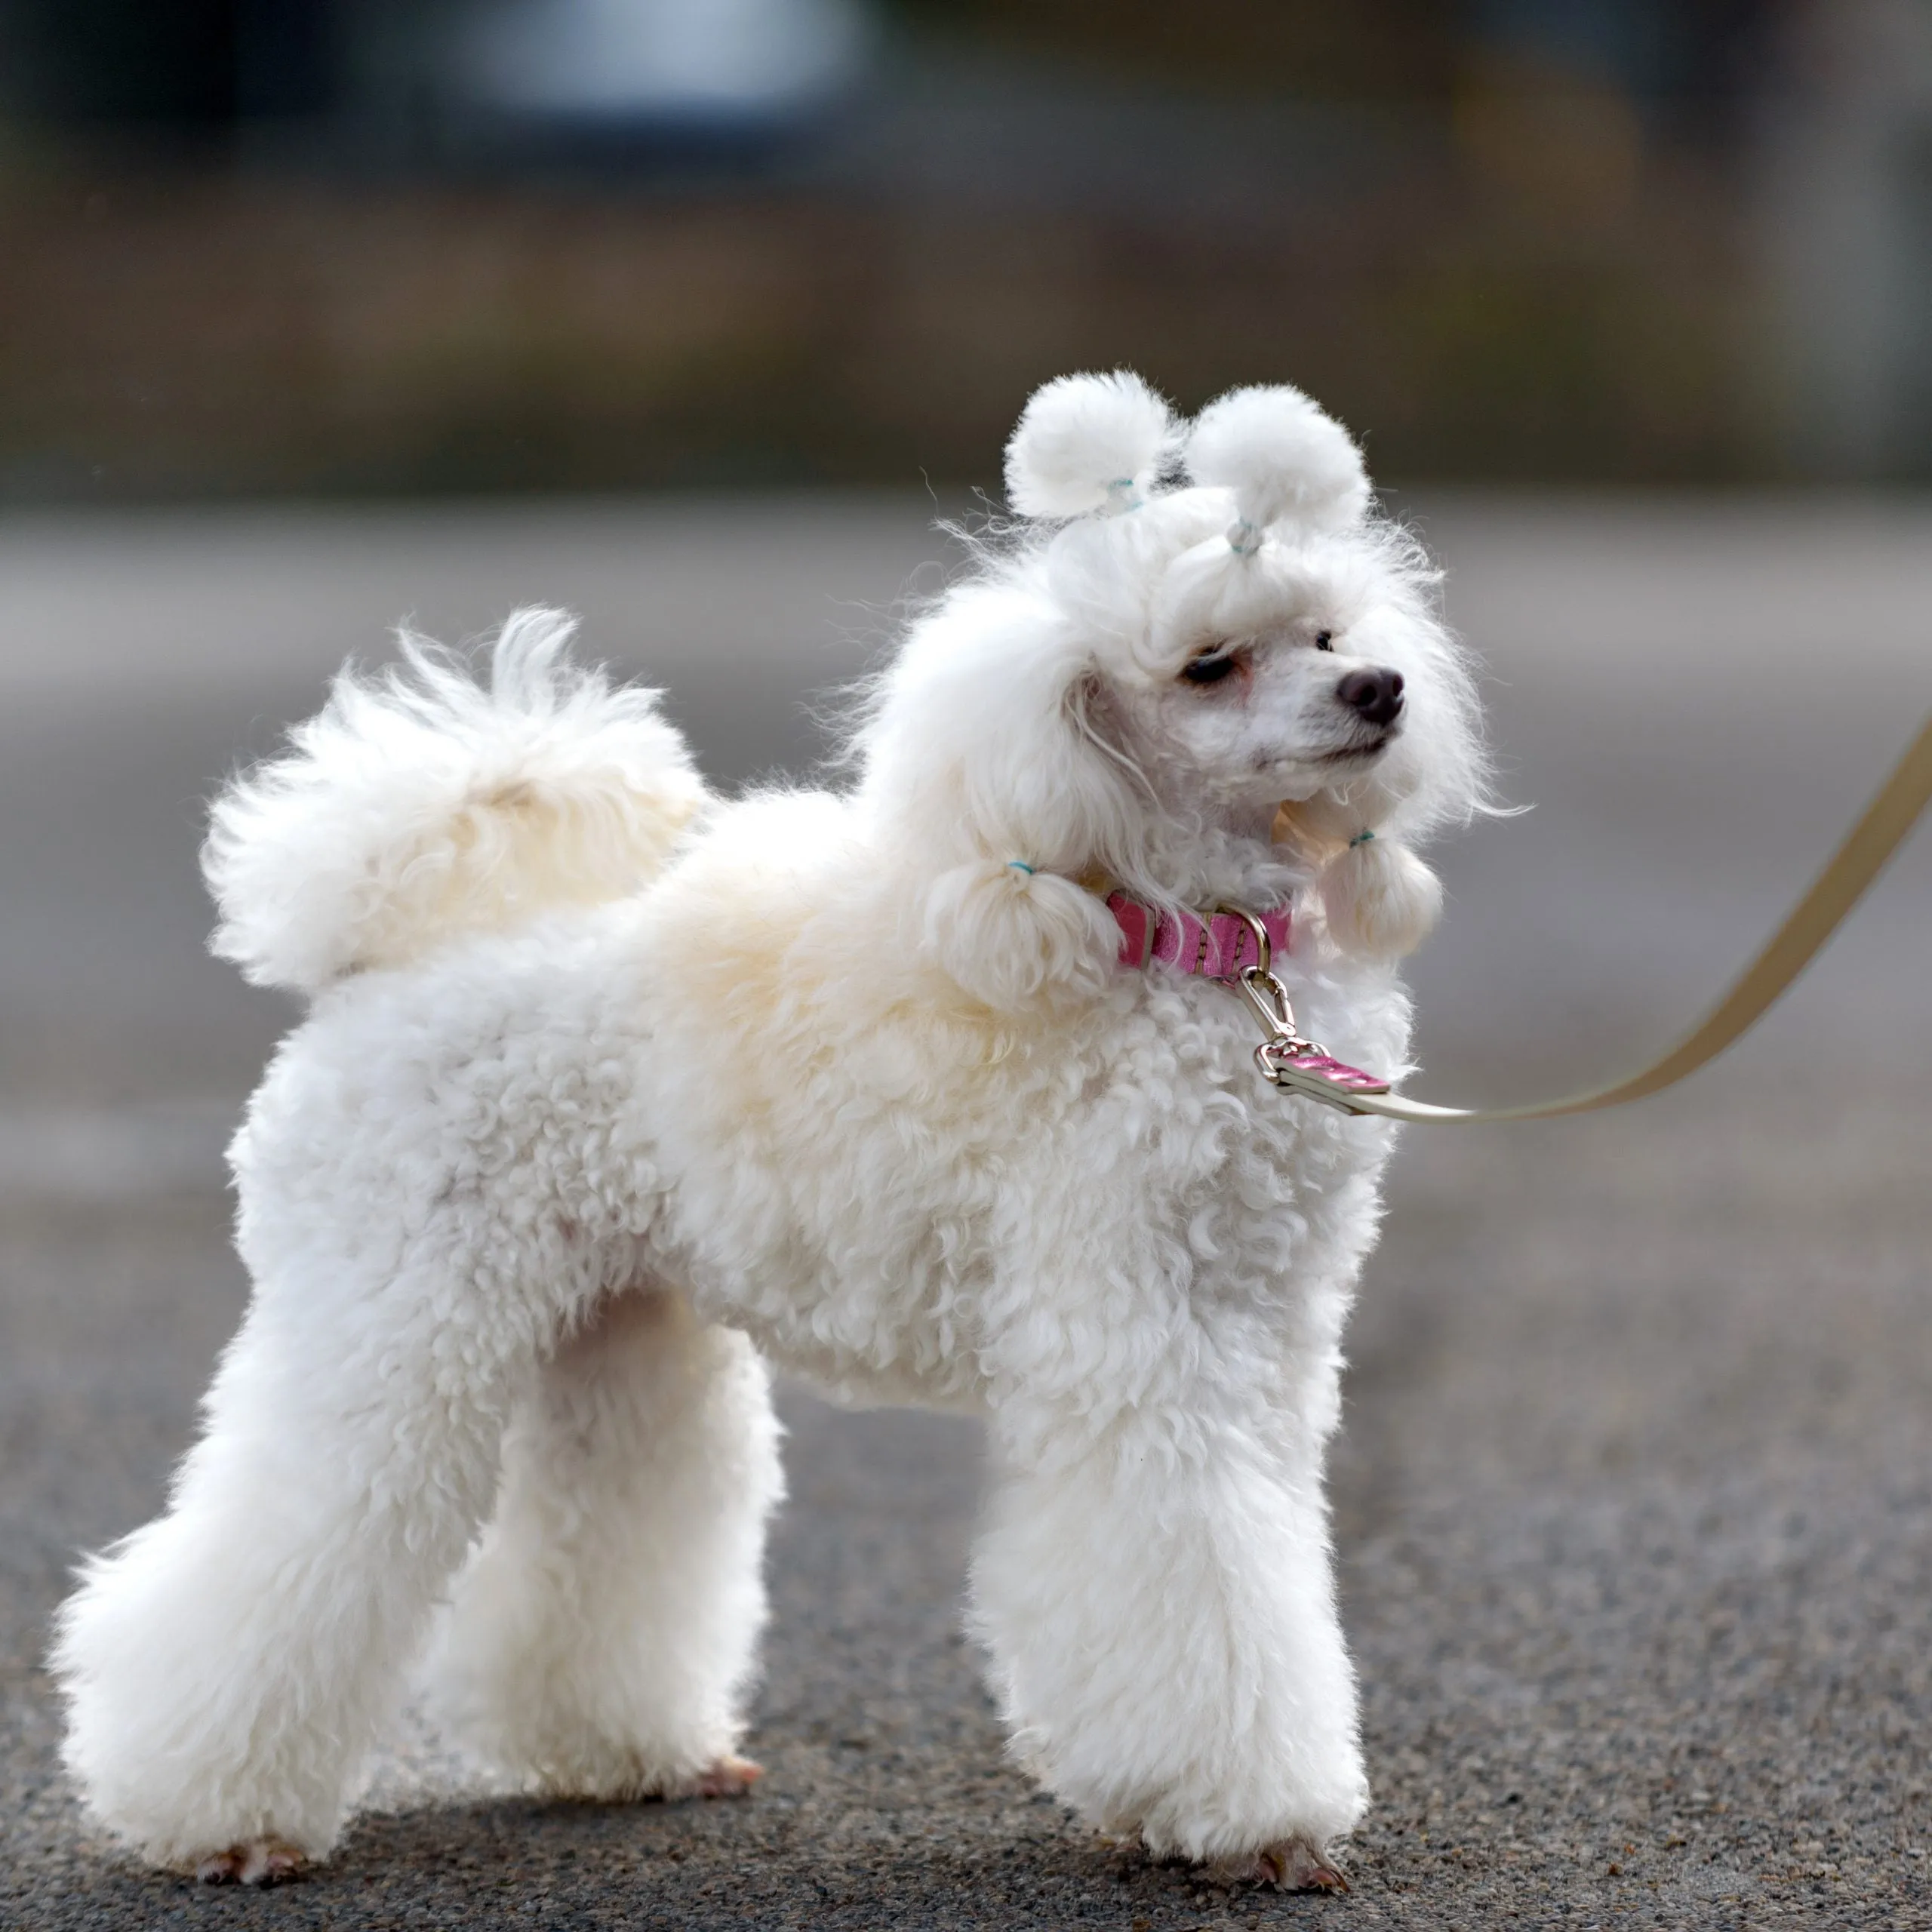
[971,1361,1365,1887]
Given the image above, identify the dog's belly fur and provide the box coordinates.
[252,820,1411,1426]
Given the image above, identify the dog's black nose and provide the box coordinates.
[1337,668,1405,728]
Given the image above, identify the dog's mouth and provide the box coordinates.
[1254,727,1397,778]
[1317,730,1395,766]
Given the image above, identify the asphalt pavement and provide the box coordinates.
[1,495,1928,1930]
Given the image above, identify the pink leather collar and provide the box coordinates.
[1106,890,1291,980]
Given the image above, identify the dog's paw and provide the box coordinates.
[531,1749,765,1804]
[676,1754,763,1800]
[1208,1838,1349,1893]
[194,1838,306,1886]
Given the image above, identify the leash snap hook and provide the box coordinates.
[1234,962,1393,1115]
[1202,901,1397,1112]
[1236,962,1313,1056]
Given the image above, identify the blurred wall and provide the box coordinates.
[0,0,1926,499]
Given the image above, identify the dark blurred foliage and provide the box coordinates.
[0,0,1920,497]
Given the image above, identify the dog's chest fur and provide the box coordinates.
[620,888,1413,1416]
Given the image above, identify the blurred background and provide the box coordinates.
[0,0,1927,1103]
[0,0,1930,499]
[2,8,1930,1924]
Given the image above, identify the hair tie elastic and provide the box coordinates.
[1349,829,1376,848]
[1007,860,1036,875]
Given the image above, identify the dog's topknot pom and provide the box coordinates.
[1004,371,1177,519]
[1185,385,1370,541]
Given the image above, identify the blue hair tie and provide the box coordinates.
[1007,860,1036,875]
[1349,829,1376,848]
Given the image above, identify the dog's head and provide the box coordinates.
[859,372,1487,1008]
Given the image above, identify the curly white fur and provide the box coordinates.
[54,373,1487,1890]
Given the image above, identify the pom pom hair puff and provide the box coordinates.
[1271,791,1447,962]
[1317,835,1444,960]
[1004,371,1179,518]
[1185,384,1371,545]
[1001,371,1367,543]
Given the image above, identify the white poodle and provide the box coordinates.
[53,374,1486,1891]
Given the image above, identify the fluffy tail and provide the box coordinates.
[205,608,707,995]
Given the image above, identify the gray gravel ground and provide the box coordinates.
[2,498,1928,1929]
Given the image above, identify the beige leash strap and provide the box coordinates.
[1260,712,1932,1124]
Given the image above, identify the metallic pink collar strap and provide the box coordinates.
[1106,890,1291,980]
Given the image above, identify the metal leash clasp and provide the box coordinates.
[1215,905,1393,1115]
[1238,964,1339,1091]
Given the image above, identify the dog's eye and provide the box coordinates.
[1181,652,1237,686]
[1313,630,1334,652]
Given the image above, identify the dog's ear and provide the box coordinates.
[1185,386,1370,542]
[1004,371,1177,519]
[919,857,1118,1011]
[904,654,1137,1011]
[1318,837,1444,960]
[860,592,1143,1011]
[1273,795,1444,961]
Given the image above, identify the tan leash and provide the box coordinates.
[1235,712,1932,1122]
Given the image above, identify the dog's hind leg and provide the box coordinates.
[51,1217,572,1879]
[423,1286,783,1801]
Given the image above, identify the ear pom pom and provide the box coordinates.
[1319,834,1443,960]
[921,858,1116,1010]
[1004,371,1178,520]
[1185,385,1371,541]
